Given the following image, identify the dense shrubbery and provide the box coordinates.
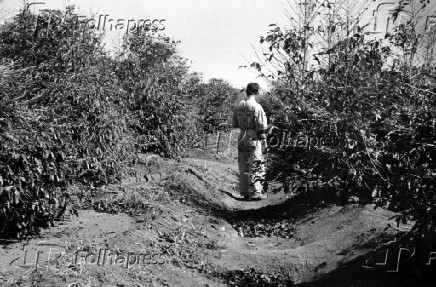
[115,32,194,157]
[0,7,135,237]
[0,6,227,238]
[255,0,436,234]
[193,78,239,128]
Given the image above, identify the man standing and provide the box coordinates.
[232,83,268,200]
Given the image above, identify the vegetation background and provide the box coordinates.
[0,0,435,245]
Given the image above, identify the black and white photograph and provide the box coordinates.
[1,0,436,286]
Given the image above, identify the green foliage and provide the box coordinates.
[115,31,195,157]
[0,112,68,237]
[197,78,238,118]
[0,5,215,238]
[191,78,238,133]
[254,0,436,235]
[0,7,136,237]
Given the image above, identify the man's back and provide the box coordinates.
[233,82,268,200]
[232,98,267,132]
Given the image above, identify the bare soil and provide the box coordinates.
[1,149,434,287]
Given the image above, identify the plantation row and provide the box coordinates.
[1,0,436,240]
[0,7,237,238]
[258,0,436,236]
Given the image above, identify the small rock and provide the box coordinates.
[238,227,244,237]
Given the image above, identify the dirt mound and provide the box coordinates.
[1,151,433,287]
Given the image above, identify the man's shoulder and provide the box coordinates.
[235,99,264,112]
[233,100,245,111]
[250,100,265,111]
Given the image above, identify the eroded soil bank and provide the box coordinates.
[1,151,433,287]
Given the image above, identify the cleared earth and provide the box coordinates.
[0,149,433,287]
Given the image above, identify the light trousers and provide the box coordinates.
[237,129,265,196]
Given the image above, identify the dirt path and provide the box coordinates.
[183,157,290,211]
[0,151,430,287]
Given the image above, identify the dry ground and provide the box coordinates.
[1,148,434,287]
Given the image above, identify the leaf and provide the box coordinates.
[72,208,79,216]
[14,190,20,204]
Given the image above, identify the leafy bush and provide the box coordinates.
[115,31,198,157]
[0,3,241,238]
[0,5,212,238]
[254,0,436,235]
[0,3,239,238]
[0,7,137,237]
[194,78,238,130]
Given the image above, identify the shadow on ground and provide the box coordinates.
[295,249,436,287]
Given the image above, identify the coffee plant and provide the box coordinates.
[115,31,199,157]
[0,5,211,238]
[254,0,436,235]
